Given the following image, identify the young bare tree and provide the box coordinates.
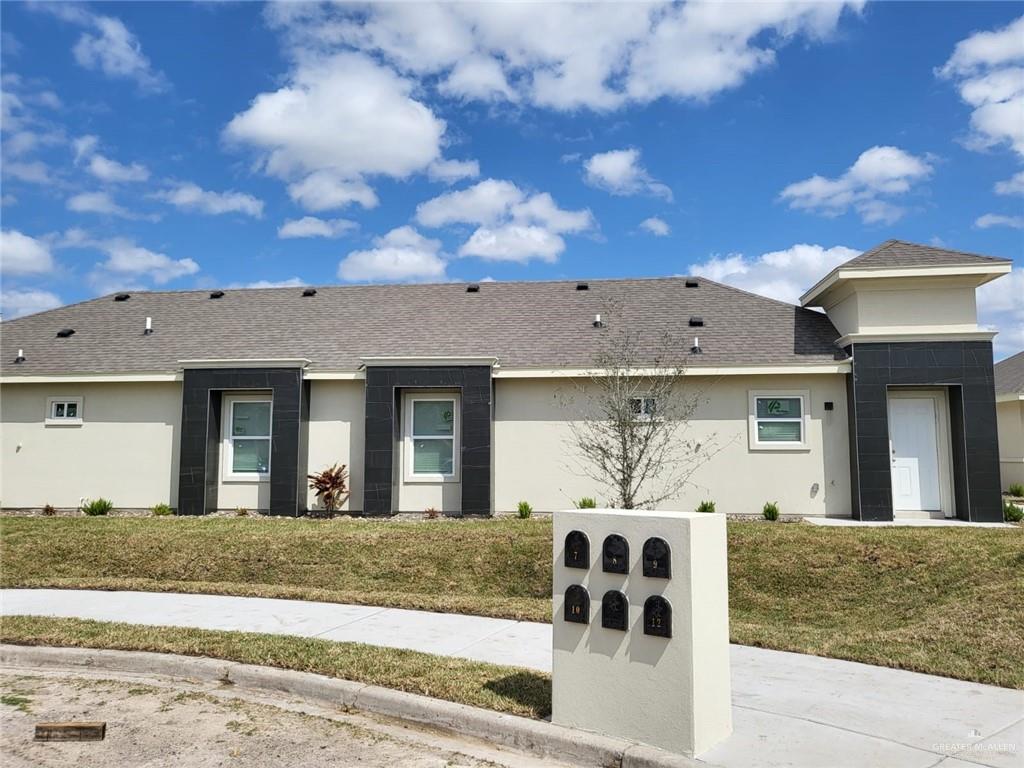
[559,309,717,509]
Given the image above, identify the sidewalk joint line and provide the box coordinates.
[309,607,391,638]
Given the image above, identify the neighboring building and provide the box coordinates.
[994,351,1024,491]
[0,240,1012,522]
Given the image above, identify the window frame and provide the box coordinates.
[404,393,461,483]
[748,390,810,451]
[45,396,84,426]
[628,395,659,422]
[222,394,273,481]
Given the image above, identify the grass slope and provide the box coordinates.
[2,517,1021,687]
[0,615,550,718]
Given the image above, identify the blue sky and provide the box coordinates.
[1,2,1021,356]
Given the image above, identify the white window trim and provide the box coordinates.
[628,394,659,422]
[748,390,810,451]
[404,393,460,483]
[45,396,83,426]
[222,394,272,482]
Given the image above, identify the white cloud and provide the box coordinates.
[979,267,1024,359]
[338,226,447,282]
[92,237,199,284]
[427,158,480,184]
[583,148,672,200]
[415,178,593,262]
[779,145,933,224]
[38,4,168,92]
[286,171,378,212]
[224,52,445,206]
[66,191,133,218]
[229,277,307,289]
[459,225,565,262]
[995,170,1024,195]
[0,229,54,274]
[938,16,1024,158]
[4,160,52,184]
[0,289,62,319]
[87,154,149,183]
[73,134,99,163]
[153,182,263,218]
[277,216,357,239]
[975,213,1024,229]
[640,217,671,236]
[690,243,860,305]
[269,2,861,111]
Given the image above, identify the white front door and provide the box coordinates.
[888,397,941,512]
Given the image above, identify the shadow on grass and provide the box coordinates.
[484,672,552,719]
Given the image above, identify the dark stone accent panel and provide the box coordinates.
[178,368,307,517]
[362,366,493,516]
[848,341,1001,522]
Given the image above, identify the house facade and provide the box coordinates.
[994,351,1024,491]
[0,240,1012,522]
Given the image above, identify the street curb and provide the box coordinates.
[0,644,704,768]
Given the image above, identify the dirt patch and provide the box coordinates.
[1,672,562,767]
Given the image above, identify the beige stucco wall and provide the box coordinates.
[822,277,980,338]
[494,374,851,517]
[307,380,364,513]
[996,398,1024,490]
[0,382,181,509]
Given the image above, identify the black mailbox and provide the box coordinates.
[644,595,672,638]
[642,537,671,579]
[601,590,628,630]
[564,530,590,569]
[602,534,629,574]
[564,585,590,624]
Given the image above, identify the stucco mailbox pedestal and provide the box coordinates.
[552,509,732,757]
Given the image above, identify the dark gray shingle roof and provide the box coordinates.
[0,277,845,376]
[841,239,1012,270]
[995,351,1024,396]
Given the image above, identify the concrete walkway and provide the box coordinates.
[3,589,1021,768]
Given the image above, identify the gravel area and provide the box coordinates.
[1,671,566,768]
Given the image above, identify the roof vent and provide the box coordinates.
[210,290,225,299]
[302,288,317,297]
[113,293,131,302]
[15,348,25,363]
[144,317,153,335]
[691,336,702,354]
[593,313,605,328]
[689,316,704,327]
[466,283,480,293]
[56,328,75,338]
[576,282,589,291]
[685,279,699,288]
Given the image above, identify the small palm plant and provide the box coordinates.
[307,463,350,518]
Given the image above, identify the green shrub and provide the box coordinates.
[1004,500,1023,523]
[235,507,249,517]
[81,498,113,516]
[696,500,716,513]
[41,504,56,517]
[152,503,173,517]
[576,497,597,509]
[1007,483,1024,498]
[517,501,533,519]
[762,501,779,521]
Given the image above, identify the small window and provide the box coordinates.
[406,396,459,481]
[45,397,83,425]
[224,397,272,477]
[629,396,657,420]
[749,392,808,449]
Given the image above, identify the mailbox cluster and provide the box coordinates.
[563,530,673,638]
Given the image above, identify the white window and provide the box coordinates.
[223,396,272,479]
[748,391,809,450]
[629,396,657,420]
[405,395,459,482]
[45,397,83,425]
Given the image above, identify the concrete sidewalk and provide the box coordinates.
[3,589,1021,768]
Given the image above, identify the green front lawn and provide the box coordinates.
[2,516,1021,688]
